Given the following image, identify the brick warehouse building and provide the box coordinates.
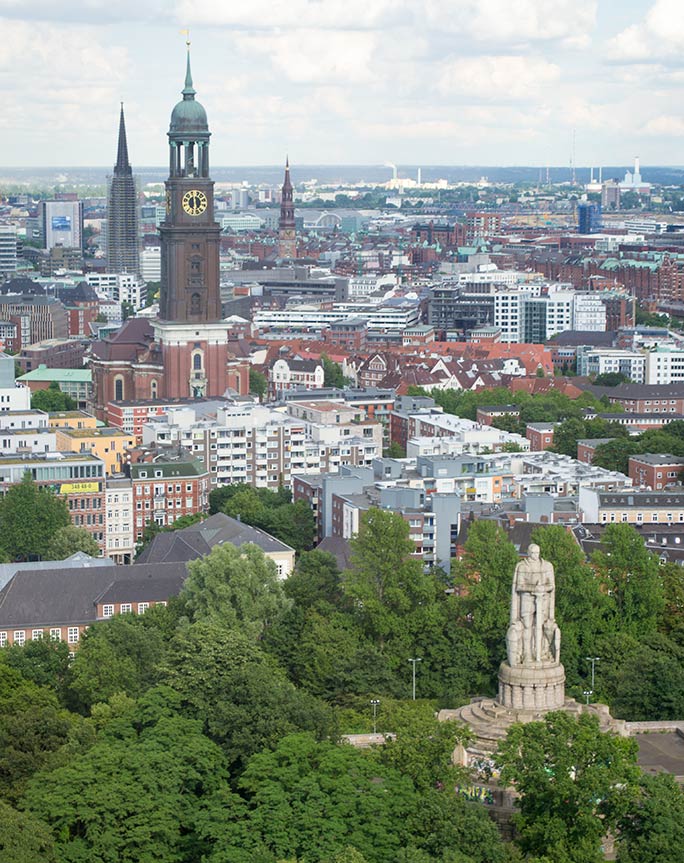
[90,50,248,419]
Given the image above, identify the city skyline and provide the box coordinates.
[1,0,683,168]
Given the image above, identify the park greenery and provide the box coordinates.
[2,503,684,861]
[30,381,77,413]
[0,475,98,561]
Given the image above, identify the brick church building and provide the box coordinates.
[91,50,249,420]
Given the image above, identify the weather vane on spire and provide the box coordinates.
[180,28,190,47]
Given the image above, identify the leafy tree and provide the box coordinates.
[453,521,519,686]
[617,773,684,863]
[182,542,292,638]
[551,417,588,458]
[598,632,684,721]
[0,665,77,802]
[592,523,664,635]
[30,381,77,412]
[1,638,71,697]
[374,705,469,792]
[531,525,611,690]
[66,613,168,711]
[284,550,343,610]
[385,440,406,458]
[44,524,100,559]
[594,372,630,387]
[592,438,639,474]
[161,623,331,772]
[24,704,234,863]
[322,353,345,388]
[496,712,641,863]
[239,733,417,863]
[249,366,268,399]
[0,799,56,863]
[345,508,436,652]
[0,474,70,561]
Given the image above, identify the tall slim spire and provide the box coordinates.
[115,103,131,175]
[107,103,140,276]
[183,48,196,98]
[279,156,296,260]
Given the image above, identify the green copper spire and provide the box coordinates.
[182,48,196,99]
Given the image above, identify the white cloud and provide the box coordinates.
[438,55,560,101]
[608,0,684,63]
[451,0,597,46]
[642,114,684,136]
[236,28,376,84]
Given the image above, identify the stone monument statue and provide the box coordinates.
[498,543,565,711]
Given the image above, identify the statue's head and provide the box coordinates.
[528,543,541,560]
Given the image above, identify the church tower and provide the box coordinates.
[153,48,229,399]
[278,157,296,260]
[106,104,140,276]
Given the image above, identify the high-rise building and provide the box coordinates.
[106,104,141,276]
[38,200,83,251]
[0,225,18,277]
[577,203,602,234]
[278,157,296,260]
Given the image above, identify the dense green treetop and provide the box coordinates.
[30,381,77,413]
[0,474,70,561]
[44,524,100,560]
[496,712,641,863]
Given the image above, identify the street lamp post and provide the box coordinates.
[585,656,600,692]
[583,689,593,705]
[370,699,380,734]
[408,658,422,701]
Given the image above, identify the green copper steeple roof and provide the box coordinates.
[169,47,208,137]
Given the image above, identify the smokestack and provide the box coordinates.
[599,166,602,183]
[590,167,594,183]
[634,156,640,179]
[417,167,422,185]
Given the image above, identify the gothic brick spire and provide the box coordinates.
[115,103,132,176]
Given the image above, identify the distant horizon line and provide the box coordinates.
[2,163,683,171]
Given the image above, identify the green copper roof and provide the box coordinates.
[18,365,92,383]
[169,48,208,136]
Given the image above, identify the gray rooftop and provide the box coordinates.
[136,512,294,565]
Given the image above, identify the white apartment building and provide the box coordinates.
[645,348,684,386]
[573,293,607,332]
[577,349,646,383]
[85,273,147,310]
[254,303,420,333]
[347,274,397,298]
[142,402,382,490]
[0,225,18,277]
[220,213,264,232]
[141,247,161,282]
[0,428,56,454]
[493,292,525,342]
[105,477,134,564]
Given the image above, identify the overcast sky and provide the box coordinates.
[1,0,682,167]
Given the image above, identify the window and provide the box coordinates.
[120,603,132,614]
[114,376,124,401]
[67,628,79,644]
[0,632,6,647]
[138,603,149,614]
[50,628,61,641]
[102,604,114,618]
[32,629,43,640]
[14,630,25,646]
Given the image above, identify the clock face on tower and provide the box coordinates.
[182,189,208,216]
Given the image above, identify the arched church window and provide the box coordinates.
[151,380,158,399]
[190,293,201,315]
[193,352,203,371]
[114,376,124,401]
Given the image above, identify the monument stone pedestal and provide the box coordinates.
[498,660,565,712]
